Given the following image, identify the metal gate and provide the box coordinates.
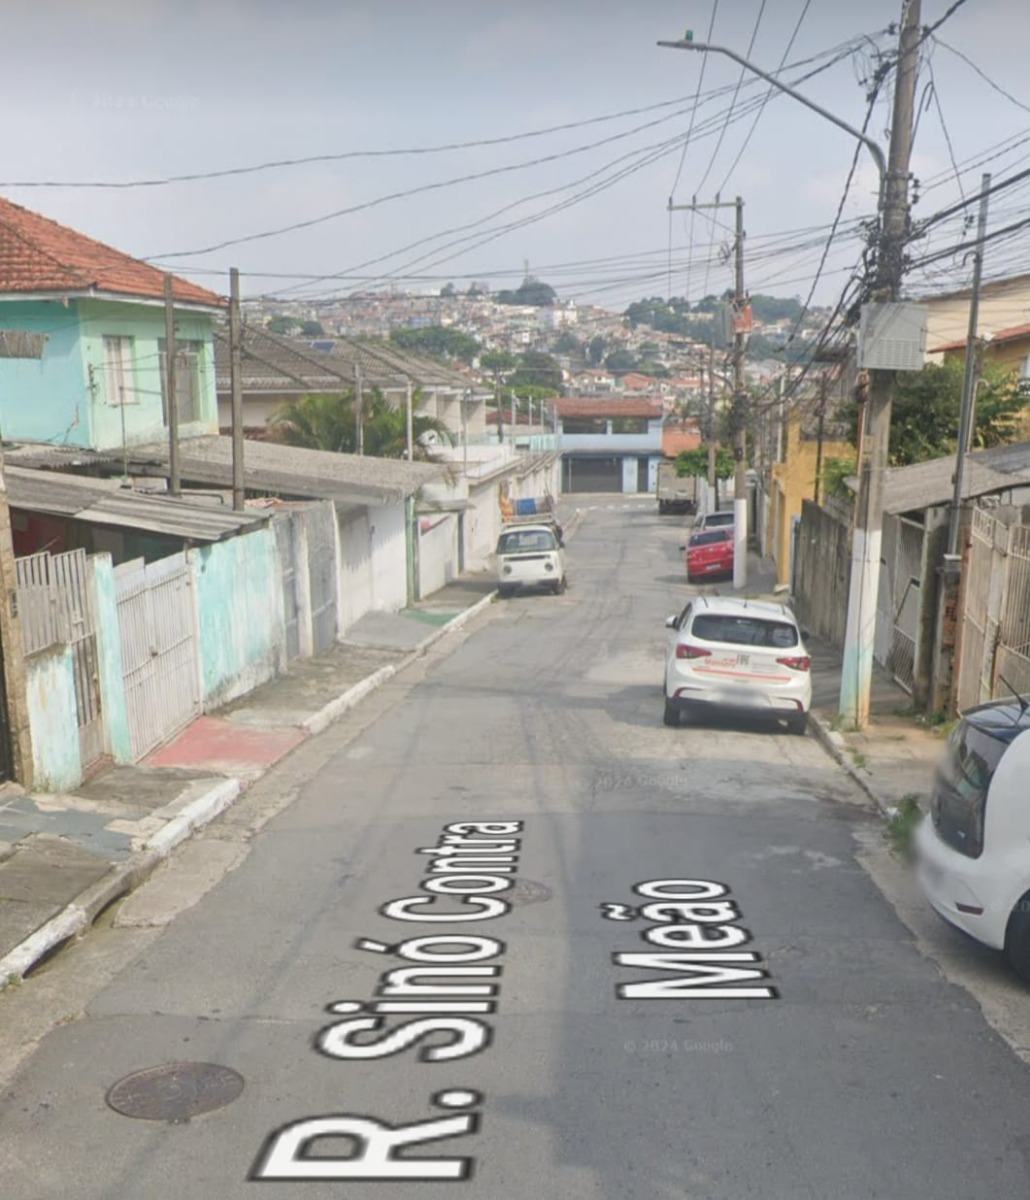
[304,505,338,655]
[115,553,200,761]
[274,515,302,661]
[877,514,924,693]
[16,549,103,770]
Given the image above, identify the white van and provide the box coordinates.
[915,698,1030,981]
[495,523,567,597]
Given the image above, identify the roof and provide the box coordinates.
[931,321,1030,354]
[213,325,365,394]
[0,197,223,309]
[125,434,444,506]
[556,396,663,419]
[846,441,1030,514]
[309,336,483,394]
[7,466,268,542]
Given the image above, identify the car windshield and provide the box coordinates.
[690,613,799,648]
[689,530,731,547]
[498,529,556,554]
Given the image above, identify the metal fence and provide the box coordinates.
[792,499,852,648]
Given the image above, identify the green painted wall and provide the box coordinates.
[26,646,82,792]
[92,554,132,764]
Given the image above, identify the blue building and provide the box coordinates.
[556,396,664,493]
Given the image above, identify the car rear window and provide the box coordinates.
[701,513,734,526]
[689,613,799,648]
[930,721,1008,858]
[688,530,731,547]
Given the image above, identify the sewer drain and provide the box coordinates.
[509,879,552,906]
[106,1062,244,1122]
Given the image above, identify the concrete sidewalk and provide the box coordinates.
[0,573,500,988]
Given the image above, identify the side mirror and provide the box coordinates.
[665,615,679,629]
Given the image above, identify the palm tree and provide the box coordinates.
[270,387,452,460]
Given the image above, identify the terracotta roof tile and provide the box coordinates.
[556,396,663,419]
[0,196,224,308]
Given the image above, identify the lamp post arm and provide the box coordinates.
[658,40,887,184]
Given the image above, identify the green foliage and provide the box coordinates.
[300,319,325,337]
[507,351,563,394]
[270,388,452,459]
[675,446,734,478]
[440,282,457,297]
[389,325,480,364]
[886,794,924,859]
[749,294,804,323]
[605,348,637,374]
[553,330,582,356]
[267,315,299,335]
[480,350,518,375]
[495,279,558,307]
[586,335,607,366]
[822,455,858,500]
[888,359,1026,466]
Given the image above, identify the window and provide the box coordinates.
[930,722,1007,859]
[611,417,648,434]
[102,335,137,405]
[688,530,732,547]
[158,338,204,425]
[562,417,608,435]
[689,614,799,649]
[497,529,557,554]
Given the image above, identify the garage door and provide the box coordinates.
[564,456,622,493]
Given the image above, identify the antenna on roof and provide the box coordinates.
[998,674,1030,721]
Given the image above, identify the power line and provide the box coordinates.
[670,0,722,200]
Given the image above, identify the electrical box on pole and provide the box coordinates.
[857,303,927,372]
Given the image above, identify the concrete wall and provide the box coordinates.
[558,426,663,454]
[925,280,1030,358]
[0,300,91,446]
[26,646,81,792]
[191,528,284,708]
[338,510,373,631]
[369,501,408,612]
[419,513,459,596]
[92,553,133,764]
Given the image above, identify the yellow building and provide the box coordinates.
[761,409,853,588]
[933,321,1030,439]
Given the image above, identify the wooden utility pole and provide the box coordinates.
[229,268,245,511]
[164,274,180,497]
[839,0,921,727]
[355,363,364,455]
[405,379,414,461]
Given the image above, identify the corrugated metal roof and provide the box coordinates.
[126,434,443,505]
[7,466,269,541]
[846,441,1030,514]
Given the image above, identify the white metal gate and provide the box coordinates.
[16,548,104,770]
[304,505,338,655]
[876,514,924,694]
[115,553,200,761]
[274,515,302,661]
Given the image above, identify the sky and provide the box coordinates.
[2,0,1029,315]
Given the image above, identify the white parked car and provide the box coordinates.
[495,523,567,597]
[915,698,1030,982]
[694,509,735,533]
[663,595,812,734]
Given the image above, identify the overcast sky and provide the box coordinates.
[2,0,1028,312]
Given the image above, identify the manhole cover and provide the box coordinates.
[106,1062,244,1122]
[509,879,552,906]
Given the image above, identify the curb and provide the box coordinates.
[808,713,894,818]
[0,777,242,989]
[0,596,498,989]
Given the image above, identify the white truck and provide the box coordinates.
[656,459,699,515]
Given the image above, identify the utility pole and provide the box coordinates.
[947,172,992,558]
[839,0,922,727]
[707,339,717,508]
[229,268,245,512]
[405,379,414,461]
[354,364,364,455]
[164,274,180,497]
[813,372,828,507]
[731,195,747,589]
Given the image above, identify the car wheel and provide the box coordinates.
[663,696,680,727]
[553,576,566,595]
[1005,895,1030,985]
[787,712,808,735]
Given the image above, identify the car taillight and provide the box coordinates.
[676,644,711,659]
[776,655,811,671]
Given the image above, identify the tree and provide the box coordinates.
[300,319,325,337]
[270,388,452,460]
[587,335,607,366]
[676,446,734,478]
[440,283,457,297]
[480,349,518,375]
[605,348,637,374]
[875,359,1026,466]
[495,279,558,307]
[390,325,479,364]
[267,315,299,335]
[508,351,563,394]
[553,330,582,356]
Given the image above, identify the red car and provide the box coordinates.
[685,527,734,582]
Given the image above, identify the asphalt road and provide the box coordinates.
[3,498,1030,1199]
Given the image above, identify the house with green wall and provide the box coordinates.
[0,196,225,453]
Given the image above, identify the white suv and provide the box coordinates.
[694,510,735,532]
[915,699,1030,982]
[663,595,812,734]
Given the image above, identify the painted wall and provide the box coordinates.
[26,645,81,792]
[0,300,90,446]
[419,513,459,596]
[191,528,284,708]
[369,500,408,612]
[925,281,1030,358]
[91,553,133,763]
[558,425,663,454]
[338,510,373,631]
[79,299,218,451]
